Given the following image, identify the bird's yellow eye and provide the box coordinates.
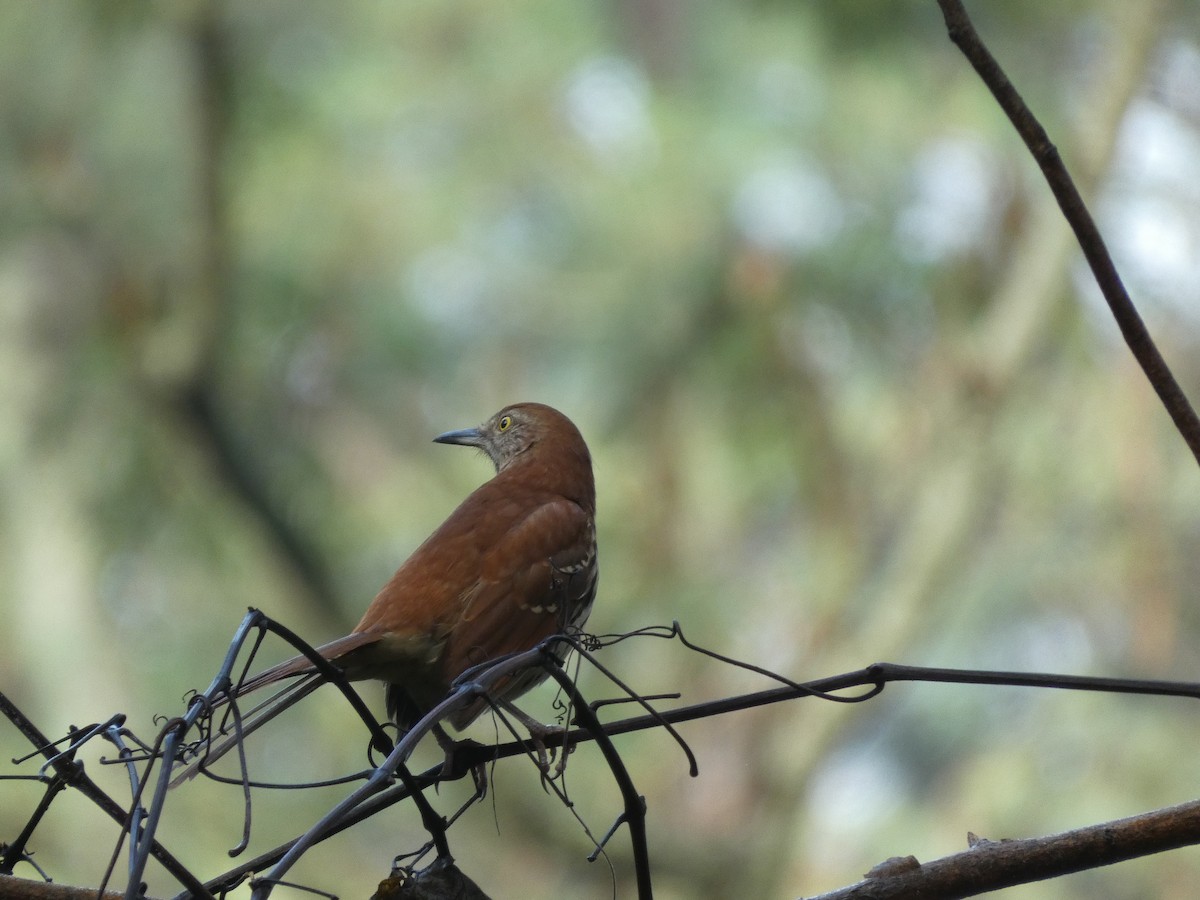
[498,415,513,432]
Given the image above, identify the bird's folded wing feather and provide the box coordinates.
[446,496,594,681]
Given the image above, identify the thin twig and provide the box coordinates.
[538,653,653,900]
[122,609,279,899]
[0,693,209,899]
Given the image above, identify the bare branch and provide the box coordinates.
[10,613,1200,900]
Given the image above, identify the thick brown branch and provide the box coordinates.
[803,797,1200,899]
[0,875,127,900]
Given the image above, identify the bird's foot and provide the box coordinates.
[492,700,575,777]
[433,725,490,797]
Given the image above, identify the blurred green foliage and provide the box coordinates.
[2,1,1200,898]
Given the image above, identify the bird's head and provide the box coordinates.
[433,402,591,479]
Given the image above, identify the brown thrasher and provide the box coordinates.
[177,402,597,782]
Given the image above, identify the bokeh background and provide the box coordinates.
[3,2,1200,898]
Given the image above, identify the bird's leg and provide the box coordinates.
[497,699,572,775]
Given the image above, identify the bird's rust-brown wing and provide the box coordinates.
[440,494,596,724]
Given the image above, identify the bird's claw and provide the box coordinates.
[431,729,490,799]
[524,722,573,780]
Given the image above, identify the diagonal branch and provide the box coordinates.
[936,0,1200,465]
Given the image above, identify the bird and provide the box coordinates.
[175,402,597,782]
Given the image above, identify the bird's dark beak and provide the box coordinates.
[433,426,484,447]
